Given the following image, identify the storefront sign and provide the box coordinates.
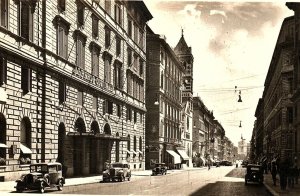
[72,67,113,91]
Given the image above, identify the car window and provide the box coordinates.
[57,165,62,171]
[48,165,57,173]
[32,165,48,173]
[112,164,123,168]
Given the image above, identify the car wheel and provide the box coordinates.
[16,188,23,193]
[57,179,63,191]
[40,182,45,193]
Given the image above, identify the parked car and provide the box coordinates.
[15,162,65,193]
[241,160,248,168]
[102,162,131,182]
[213,161,220,167]
[245,164,264,185]
[152,163,167,175]
[220,160,232,166]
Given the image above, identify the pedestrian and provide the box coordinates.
[295,166,299,185]
[287,165,295,188]
[271,162,278,186]
[279,160,288,190]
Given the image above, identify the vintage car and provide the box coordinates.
[102,162,131,182]
[152,163,167,175]
[15,162,65,193]
[245,164,264,185]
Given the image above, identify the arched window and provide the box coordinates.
[127,135,130,151]
[74,117,86,133]
[0,113,7,160]
[58,123,66,164]
[133,136,136,152]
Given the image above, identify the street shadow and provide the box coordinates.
[225,168,245,178]
[189,181,271,196]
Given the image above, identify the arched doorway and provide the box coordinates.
[20,117,32,163]
[89,121,100,174]
[73,117,86,176]
[57,123,65,170]
[0,113,6,160]
[116,133,119,162]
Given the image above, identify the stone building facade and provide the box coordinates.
[145,28,184,169]
[192,96,217,165]
[254,15,295,164]
[0,0,152,181]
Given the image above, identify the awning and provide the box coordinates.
[20,143,32,154]
[0,143,8,148]
[177,149,190,161]
[166,150,181,164]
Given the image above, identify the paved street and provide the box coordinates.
[48,166,270,195]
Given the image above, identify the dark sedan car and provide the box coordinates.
[245,164,264,185]
[220,160,232,166]
[152,163,167,175]
[15,162,65,193]
[102,162,131,182]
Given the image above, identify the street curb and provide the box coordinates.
[263,182,279,196]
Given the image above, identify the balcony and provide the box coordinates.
[182,92,192,98]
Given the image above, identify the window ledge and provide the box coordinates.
[0,165,6,169]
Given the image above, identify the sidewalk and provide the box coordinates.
[263,173,300,196]
[0,167,206,193]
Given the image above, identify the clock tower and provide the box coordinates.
[174,30,194,168]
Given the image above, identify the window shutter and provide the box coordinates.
[58,26,64,56]
[58,0,66,11]
[21,3,29,40]
[21,67,31,95]
[59,82,66,104]
[103,100,106,115]
[0,56,6,85]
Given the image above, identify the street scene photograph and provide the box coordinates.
[0,0,300,195]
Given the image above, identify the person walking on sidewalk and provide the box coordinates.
[271,162,278,186]
[279,159,288,190]
[294,165,299,185]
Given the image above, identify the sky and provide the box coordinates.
[144,0,294,146]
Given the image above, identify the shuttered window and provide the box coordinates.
[92,15,99,39]
[77,2,84,27]
[116,36,121,56]
[92,48,99,77]
[104,55,111,84]
[105,27,111,49]
[57,25,68,59]
[76,37,85,69]
[19,2,34,41]
[0,0,8,28]
[21,67,32,95]
[58,82,66,104]
[114,3,122,26]
[0,55,7,86]
[77,90,83,106]
[57,0,65,12]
